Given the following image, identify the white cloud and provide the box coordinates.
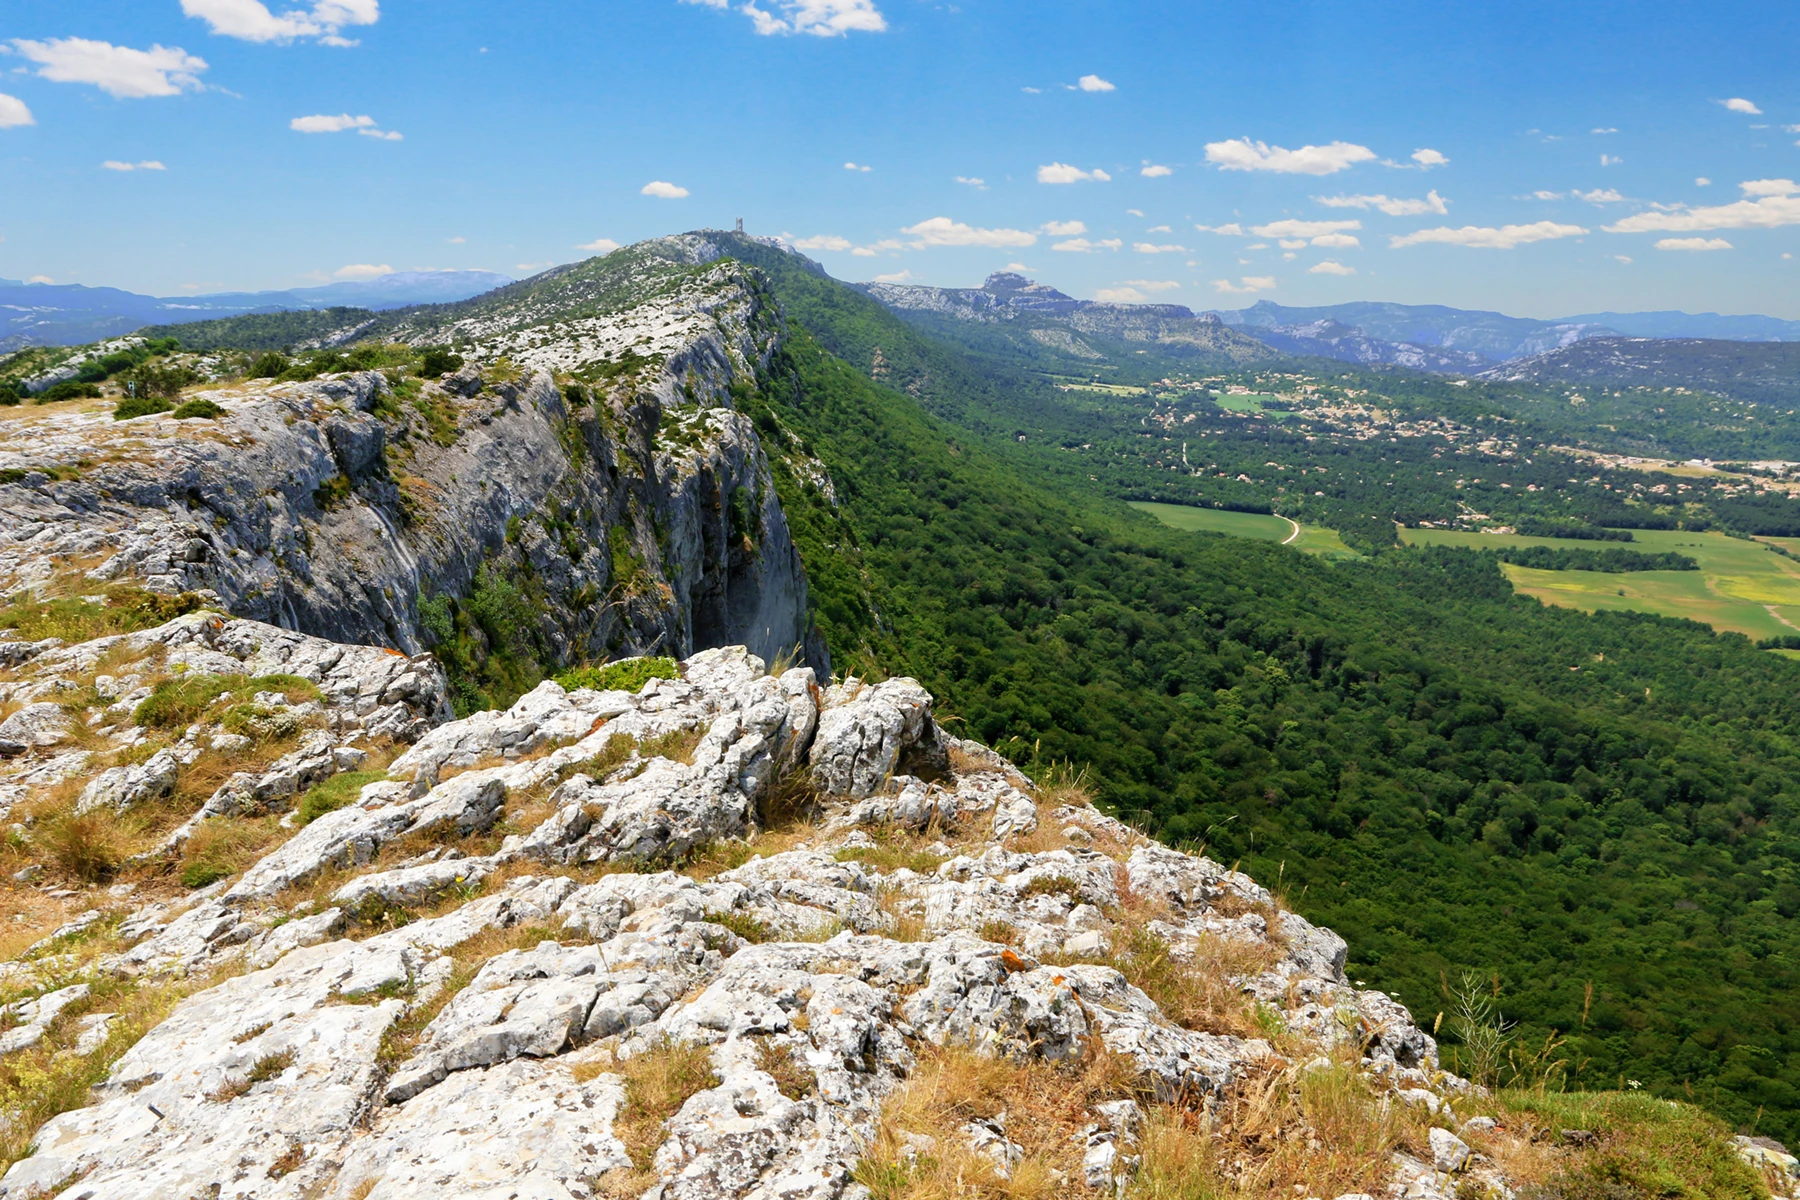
[1041,220,1086,236]
[1077,74,1115,92]
[1591,127,1618,134]
[12,37,207,99]
[1603,186,1800,233]
[1194,223,1244,236]
[1655,236,1733,251]
[516,262,553,272]
[334,263,392,279]
[1278,238,1307,249]
[25,275,53,285]
[903,217,1037,247]
[358,127,402,140]
[1126,208,1144,217]
[181,0,378,44]
[1695,177,1712,187]
[1251,218,1360,239]
[1038,162,1111,184]
[1020,87,1041,94]
[1600,154,1622,166]
[101,160,166,171]
[1133,242,1187,253]
[1309,232,1360,248]
[1390,221,1588,249]
[641,180,690,198]
[1205,137,1375,175]
[291,113,374,132]
[1120,279,1179,291]
[0,94,34,128]
[687,0,887,37]
[1147,224,1171,233]
[954,175,987,189]
[1140,163,1172,177]
[1411,148,1449,168]
[849,238,905,257]
[1614,255,1633,264]
[873,269,912,283]
[1722,97,1762,115]
[1315,190,1447,216]
[447,236,467,244]
[1309,260,1356,275]
[1528,190,1564,200]
[577,237,620,253]
[1051,237,1122,252]
[1093,286,1149,302]
[1575,188,1625,203]
[791,234,853,251]
[1212,276,1276,293]
[1741,178,1798,197]
[844,161,871,172]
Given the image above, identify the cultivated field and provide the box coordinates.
[1402,526,1800,642]
[1130,502,1357,557]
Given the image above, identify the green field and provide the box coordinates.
[1401,525,1800,641]
[1129,502,1357,557]
[1211,392,1292,418]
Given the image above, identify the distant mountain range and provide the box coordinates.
[1478,336,1800,406]
[857,273,1281,368]
[856,277,1800,381]
[0,270,513,351]
[1212,299,1800,369]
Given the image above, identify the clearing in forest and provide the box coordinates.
[1402,525,1800,643]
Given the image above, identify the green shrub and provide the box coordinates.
[420,347,463,378]
[0,588,203,643]
[0,385,19,407]
[132,672,319,729]
[124,363,195,399]
[172,398,224,420]
[113,395,173,421]
[246,352,289,379]
[39,381,103,403]
[297,770,387,825]
[554,656,679,694]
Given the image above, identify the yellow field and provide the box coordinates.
[1129,502,1357,558]
[1400,526,1800,641]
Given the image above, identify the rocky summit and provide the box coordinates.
[0,618,1497,1200]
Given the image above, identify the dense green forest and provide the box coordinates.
[715,236,1800,1141]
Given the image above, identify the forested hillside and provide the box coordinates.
[705,235,1800,1141]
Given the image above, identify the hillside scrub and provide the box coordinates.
[721,240,1800,1142]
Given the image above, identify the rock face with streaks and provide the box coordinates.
[0,639,1498,1200]
[0,238,831,677]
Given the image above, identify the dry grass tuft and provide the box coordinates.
[856,1040,1140,1200]
[755,1037,813,1100]
[587,1036,721,1196]
[638,726,705,766]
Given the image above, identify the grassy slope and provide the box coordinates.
[714,235,1800,1143]
[1406,527,1800,641]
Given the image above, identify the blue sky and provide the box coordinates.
[3,0,1798,317]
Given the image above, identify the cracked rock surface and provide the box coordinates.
[0,641,1484,1200]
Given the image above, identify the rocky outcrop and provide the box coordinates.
[0,247,829,678]
[0,633,1515,1200]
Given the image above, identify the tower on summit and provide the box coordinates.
[735,217,744,234]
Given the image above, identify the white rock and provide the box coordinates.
[1429,1126,1471,1173]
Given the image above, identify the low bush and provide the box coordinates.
[39,381,102,403]
[554,656,679,694]
[419,347,463,378]
[112,395,173,421]
[246,352,289,379]
[0,587,204,644]
[172,398,224,420]
[297,770,387,825]
[132,672,320,729]
[37,811,124,882]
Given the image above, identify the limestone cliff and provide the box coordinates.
[0,239,830,690]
